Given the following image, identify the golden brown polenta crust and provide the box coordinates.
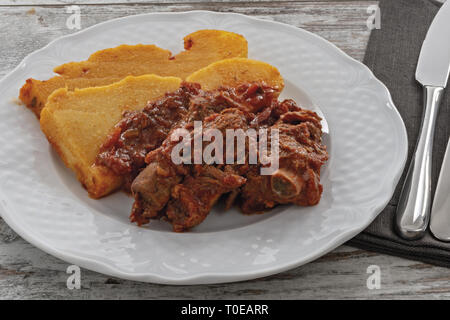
[40,59,284,199]
[19,30,248,118]
[40,75,182,198]
[186,58,284,95]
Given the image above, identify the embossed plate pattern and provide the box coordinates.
[0,11,407,284]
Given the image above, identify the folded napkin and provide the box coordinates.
[347,0,450,267]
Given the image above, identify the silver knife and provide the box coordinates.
[396,0,450,240]
[430,138,450,241]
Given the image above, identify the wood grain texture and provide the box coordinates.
[2,0,450,300]
[1,0,379,5]
[0,1,376,78]
[2,236,450,299]
[5,0,439,4]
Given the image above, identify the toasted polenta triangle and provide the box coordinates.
[186,58,284,94]
[54,30,247,79]
[20,30,248,117]
[40,75,182,198]
[41,58,285,199]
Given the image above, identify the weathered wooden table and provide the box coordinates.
[1,0,449,299]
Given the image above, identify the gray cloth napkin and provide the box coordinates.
[347,0,450,267]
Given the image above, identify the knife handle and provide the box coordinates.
[396,85,444,240]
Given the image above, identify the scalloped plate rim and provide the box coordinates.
[0,11,408,285]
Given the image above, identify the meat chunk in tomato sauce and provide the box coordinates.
[98,82,328,231]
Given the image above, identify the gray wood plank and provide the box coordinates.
[2,0,375,5]
[2,235,450,299]
[0,1,376,78]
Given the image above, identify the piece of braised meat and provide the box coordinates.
[239,110,328,213]
[99,81,328,232]
[131,109,250,231]
[166,166,246,232]
[96,83,199,188]
[97,82,278,190]
[131,85,328,231]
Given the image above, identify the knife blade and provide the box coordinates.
[430,138,450,241]
[416,1,450,87]
[396,1,450,240]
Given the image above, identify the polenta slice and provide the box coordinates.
[20,76,123,116]
[186,58,284,94]
[40,75,182,198]
[20,30,248,118]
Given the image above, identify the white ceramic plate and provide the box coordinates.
[0,11,407,284]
